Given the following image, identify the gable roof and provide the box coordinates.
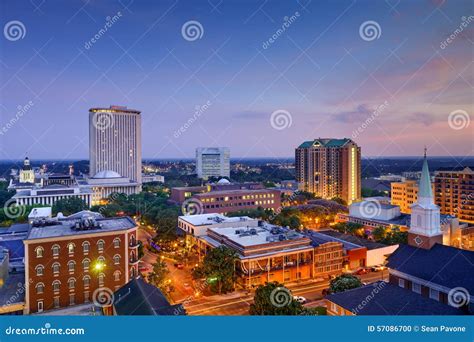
[326,281,464,315]
[113,277,185,315]
[387,244,474,293]
[297,138,353,149]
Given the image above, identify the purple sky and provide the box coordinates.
[0,0,472,160]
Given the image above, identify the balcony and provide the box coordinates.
[129,241,140,248]
[129,258,139,265]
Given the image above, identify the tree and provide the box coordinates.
[192,246,237,294]
[52,197,88,216]
[147,259,170,293]
[329,274,363,293]
[372,226,387,242]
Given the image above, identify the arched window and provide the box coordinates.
[52,262,60,274]
[113,254,121,265]
[52,244,60,256]
[97,239,105,252]
[35,246,44,258]
[68,261,76,272]
[52,280,61,292]
[36,282,45,294]
[113,270,121,281]
[98,273,105,287]
[113,238,120,248]
[83,275,91,287]
[98,256,105,263]
[68,278,76,289]
[83,241,90,253]
[82,258,90,270]
[130,267,136,278]
[67,243,75,254]
[36,265,44,276]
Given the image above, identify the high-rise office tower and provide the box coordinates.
[295,138,361,204]
[89,105,142,185]
[196,147,230,180]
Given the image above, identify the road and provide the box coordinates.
[183,272,388,315]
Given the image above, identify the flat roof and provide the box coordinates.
[178,214,255,226]
[194,188,278,196]
[351,201,398,210]
[315,230,388,250]
[26,216,136,241]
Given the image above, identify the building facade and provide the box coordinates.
[434,167,474,224]
[89,106,142,185]
[295,138,361,204]
[196,147,230,180]
[24,215,139,314]
[12,185,93,207]
[391,180,419,214]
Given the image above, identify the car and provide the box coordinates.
[293,296,307,304]
[174,263,184,269]
[355,268,369,275]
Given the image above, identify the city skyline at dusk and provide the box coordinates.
[1,0,472,160]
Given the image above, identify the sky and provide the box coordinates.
[0,0,472,160]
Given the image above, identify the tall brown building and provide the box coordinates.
[24,215,139,314]
[295,138,361,204]
[434,167,474,223]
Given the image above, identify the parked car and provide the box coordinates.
[174,263,184,269]
[293,296,307,304]
[355,268,369,275]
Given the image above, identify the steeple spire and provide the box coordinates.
[418,148,433,205]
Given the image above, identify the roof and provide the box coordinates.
[326,281,464,315]
[93,170,122,179]
[113,278,185,315]
[28,207,52,219]
[418,153,434,200]
[89,105,140,114]
[387,244,474,293]
[194,188,278,197]
[178,213,255,226]
[315,230,388,250]
[297,138,354,149]
[25,216,136,241]
[0,272,26,307]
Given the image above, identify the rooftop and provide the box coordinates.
[89,105,140,114]
[298,138,354,149]
[178,213,255,226]
[326,281,464,315]
[313,230,388,250]
[194,188,278,197]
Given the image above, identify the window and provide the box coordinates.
[35,246,44,258]
[36,283,44,294]
[412,282,421,294]
[53,280,60,292]
[97,239,105,252]
[114,270,121,281]
[68,278,76,289]
[84,291,90,303]
[398,278,405,288]
[68,261,75,273]
[52,244,60,257]
[113,238,120,248]
[83,241,90,254]
[69,294,75,306]
[430,288,440,301]
[83,276,91,288]
[37,301,44,313]
[113,254,121,265]
[98,273,105,287]
[53,297,60,308]
[67,243,75,254]
[52,262,60,274]
[331,303,337,313]
[36,265,44,276]
[82,258,90,271]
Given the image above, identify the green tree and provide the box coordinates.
[192,246,237,294]
[250,282,307,315]
[372,226,387,242]
[52,197,88,216]
[147,259,170,293]
[329,274,363,293]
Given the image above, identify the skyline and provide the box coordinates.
[0,0,473,160]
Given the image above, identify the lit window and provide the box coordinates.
[52,262,60,274]
[36,265,44,276]
[67,243,75,254]
[52,244,60,256]
[113,254,121,265]
[35,247,44,258]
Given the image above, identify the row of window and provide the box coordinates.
[35,271,122,294]
[35,255,122,276]
[35,238,122,258]
[398,278,440,301]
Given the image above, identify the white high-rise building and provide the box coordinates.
[89,105,142,186]
[196,147,230,180]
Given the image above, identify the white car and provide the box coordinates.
[293,296,307,304]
